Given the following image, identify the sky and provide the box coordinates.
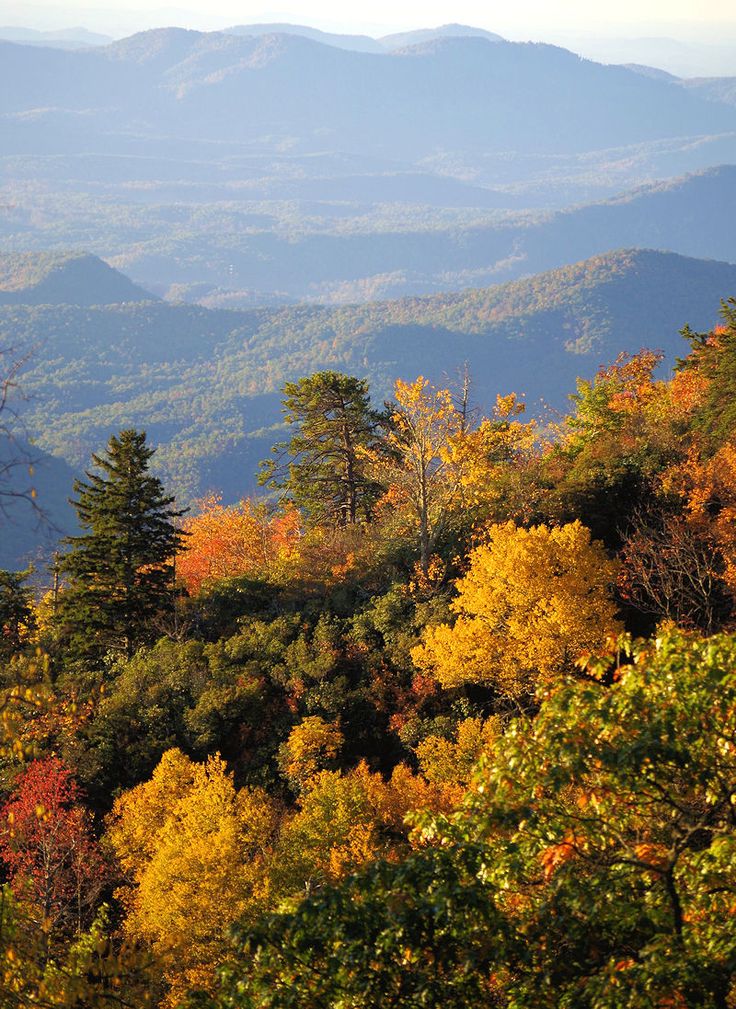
[3,0,736,38]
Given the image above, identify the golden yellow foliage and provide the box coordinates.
[371,376,463,574]
[273,759,448,894]
[412,520,621,697]
[106,749,278,1002]
[277,716,344,791]
[415,716,500,801]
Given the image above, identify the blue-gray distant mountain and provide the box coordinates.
[683,77,736,108]
[379,24,505,49]
[223,23,383,53]
[79,164,736,305]
[0,252,156,306]
[0,25,112,48]
[1,29,734,160]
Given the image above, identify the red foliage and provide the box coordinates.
[0,757,106,933]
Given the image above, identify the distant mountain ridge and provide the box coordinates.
[0,252,155,305]
[224,23,384,53]
[0,25,112,48]
[94,164,736,306]
[2,248,732,520]
[379,24,505,49]
[1,28,734,161]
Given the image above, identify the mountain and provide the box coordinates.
[3,27,736,309]
[0,25,112,48]
[1,30,734,160]
[79,164,736,305]
[0,439,77,571]
[379,24,505,49]
[683,77,736,108]
[224,23,383,53]
[0,253,156,305]
[3,248,732,535]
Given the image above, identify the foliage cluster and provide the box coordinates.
[4,299,736,1005]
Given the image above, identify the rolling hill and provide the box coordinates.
[92,164,736,304]
[1,248,732,563]
[0,252,155,305]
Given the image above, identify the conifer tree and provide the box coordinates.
[58,429,185,662]
[260,371,387,526]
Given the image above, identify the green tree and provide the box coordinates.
[260,371,386,527]
[0,568,36,662]
[57,430,185,663]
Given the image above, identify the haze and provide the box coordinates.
[3,0,736,38]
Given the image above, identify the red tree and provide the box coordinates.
[0,758,106,941]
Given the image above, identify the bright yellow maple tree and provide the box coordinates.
[412,520,621,698]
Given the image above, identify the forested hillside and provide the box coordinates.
[0,248,731,566]
[4,297,736,1006]
[3,17,736,1007]
[0,251,155,305]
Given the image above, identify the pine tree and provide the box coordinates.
[260,371,387,527]
[58,430,186,662]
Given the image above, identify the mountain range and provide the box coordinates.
[2,29,733,160]
[2,25,736,305]
[1,246,733,570]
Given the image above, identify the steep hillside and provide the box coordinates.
[0,440,77,570]
[0,252,156,305]
[4,249,732,515]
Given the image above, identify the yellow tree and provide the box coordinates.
[273,761,445,896]
[414,716,500,805]
[412,520,621,699]
[106,749,278,1002]
[277,716,344,792]
[375,377,463,574]
[450,392,540,526]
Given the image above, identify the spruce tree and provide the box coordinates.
[58,430,185,662]
[260,371,387,527]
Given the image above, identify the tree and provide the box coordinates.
[106,749,278,1002]
[277,716,344,793]
[177,494,300,595]
[413,520,621,700]
[260,371,386,527]
[0,568,36,662]
[197,630,736,1009]
[57,430,186,662]
[372,377,463,575]
[0,758,106,946]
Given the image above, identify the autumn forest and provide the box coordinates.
[1,292,736,1007]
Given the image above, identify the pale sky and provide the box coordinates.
[4,0,736,38]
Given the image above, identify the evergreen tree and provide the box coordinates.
[0,568,36,662]
[58,430,185,662]
[260,371,387,526]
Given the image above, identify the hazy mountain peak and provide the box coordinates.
[223,23,383,53]
[380,23,504,50]
[104,26,205,64]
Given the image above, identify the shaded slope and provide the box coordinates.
[3,249,732,510]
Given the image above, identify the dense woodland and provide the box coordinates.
[3,297,736,1006]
